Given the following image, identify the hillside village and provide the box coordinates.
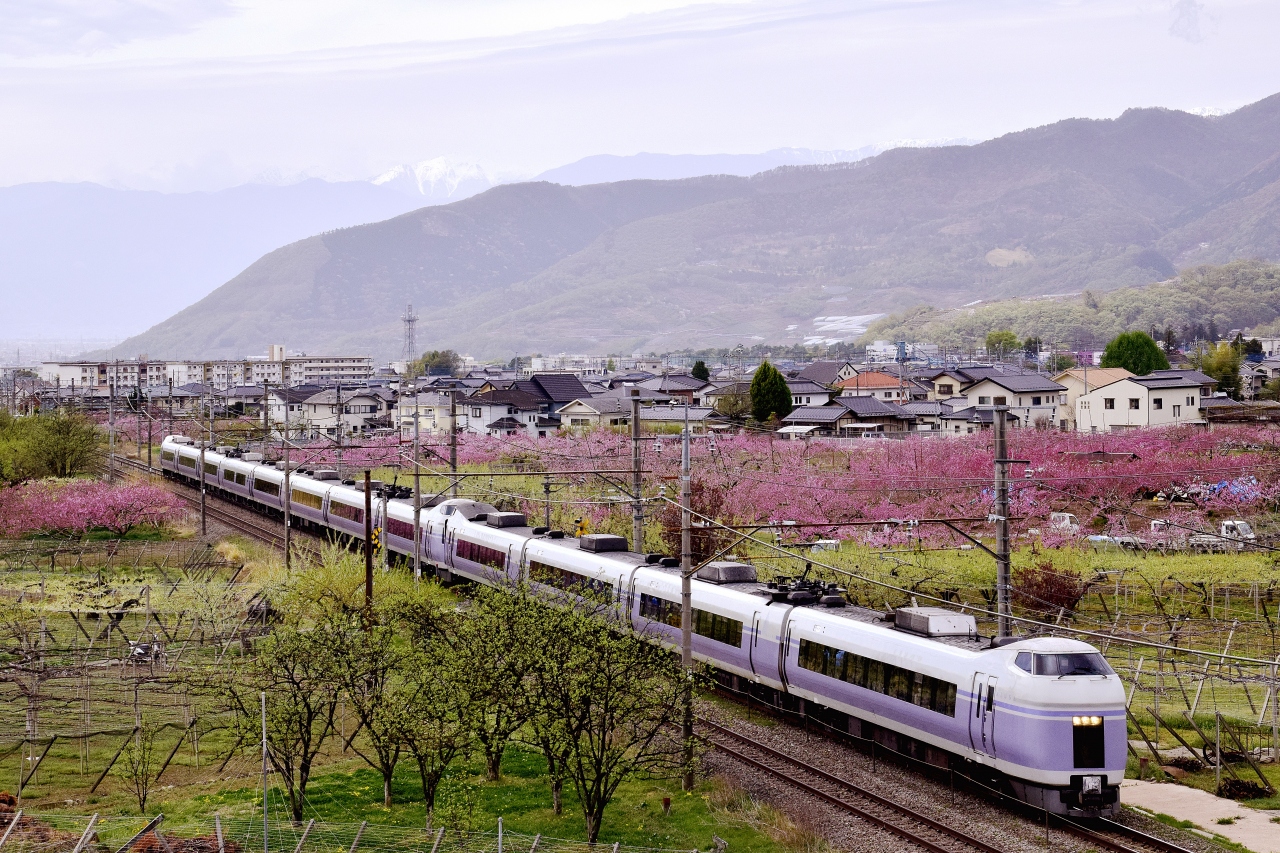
[18,331,1280,439]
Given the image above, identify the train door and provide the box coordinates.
[969,673,998,758]
[747,612,761,676]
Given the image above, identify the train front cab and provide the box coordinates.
[996,643,1125,817]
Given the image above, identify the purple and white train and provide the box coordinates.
[161,435,1126,816]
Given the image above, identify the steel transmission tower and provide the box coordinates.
[401,303,420,362]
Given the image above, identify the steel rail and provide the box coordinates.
[696,716,1011,853]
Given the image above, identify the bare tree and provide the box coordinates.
[116,719,161,813]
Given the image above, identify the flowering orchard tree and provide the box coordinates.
[0,481,184,538]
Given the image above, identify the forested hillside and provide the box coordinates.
[861,260,1280,349]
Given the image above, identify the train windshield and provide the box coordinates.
[1033,652,1113,676]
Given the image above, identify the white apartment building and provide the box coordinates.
[43,349,373,391]
[1074,370,1217,432]
[527,354,611,377]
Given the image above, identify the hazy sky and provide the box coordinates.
[2,0,1279,191]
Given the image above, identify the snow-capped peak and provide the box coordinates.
[371,157,494,199]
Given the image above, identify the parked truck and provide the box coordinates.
[1187,520,1257,553]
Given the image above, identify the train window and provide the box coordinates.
[331,501,364,524]
[204,462,218,475]
[1015,652,1032,672]
[386,518,416,540]
[224,470,236,482]
[178,455,196,469]
[456,538,506,570]
[986,686,995,712]
[236,472,247,486]
[291,490,324,511]
[797,638,956,717]
[255,480,280,497]
[1033,653,1113,677]
[531,560,612,600]
[442,506,455,516]
[161,450,175,462]
[639,594,743,647]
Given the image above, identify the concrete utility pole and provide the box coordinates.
[107,378,115,483]
[135,373,142,459]
[449,391,458,497]
[364,470,374,617]
[199,389,207,537]
[680,402,694,791]
[631,388,643,550]
[412,385,422,581]
[283,392,292,573]
[993,406,1011,638]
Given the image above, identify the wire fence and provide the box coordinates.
[0,815,693,853]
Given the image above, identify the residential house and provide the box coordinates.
[509,373,592,414]
[299,388,389,438]
[778,405,854,438]
[638,406,723,434]
[834,395,917,434]
[393,391,460,438]
[834,371,923,402]
[591,385,673,405]
[637,373,714,405]
[265,385,324,436]
[1051,367,1133,430]
[463,389,552,437]
[958,370,1065,429]
[922,370,972,401]
[795,361,857,388]
[557,397,632,430]
[898,400,953,432]
[786,380,837,408]
[1074,370,1217,433]
[941,406,1022,435]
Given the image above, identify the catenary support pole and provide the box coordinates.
[994,405,1011,638]
[283,390,291,572]
[108,379,115,482]
[364,471,374,617]
[680,403,694,791]
[449,392,458,497]
[412,384,422,581]
[199,393,207,537]
[631,388,643,551]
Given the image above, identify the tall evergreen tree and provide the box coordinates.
[750,361,793,422]
[690,360,710,381]
[1100,331,1170,376]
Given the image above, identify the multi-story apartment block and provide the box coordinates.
[42,347,374,391]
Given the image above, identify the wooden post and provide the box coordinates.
[91,728,139,793]
[291,819,314,853]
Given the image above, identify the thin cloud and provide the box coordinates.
[0,0,238,57]
[1169,0,1208,43]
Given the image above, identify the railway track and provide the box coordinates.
[698,716,1199,853]
[114,455,318,555]
[697,716,1012,853]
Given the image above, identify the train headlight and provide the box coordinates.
[1082,775,1102,795]
[1072,715,1102,726]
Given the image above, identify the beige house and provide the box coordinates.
[1051,367,1133,431]
[1074,370,1217,433]
[557,397,632,430]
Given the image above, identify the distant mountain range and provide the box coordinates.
[532,144,974,185]
[5,146,962,342]
[97,91,1280,362]
[35,94,1280,361]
